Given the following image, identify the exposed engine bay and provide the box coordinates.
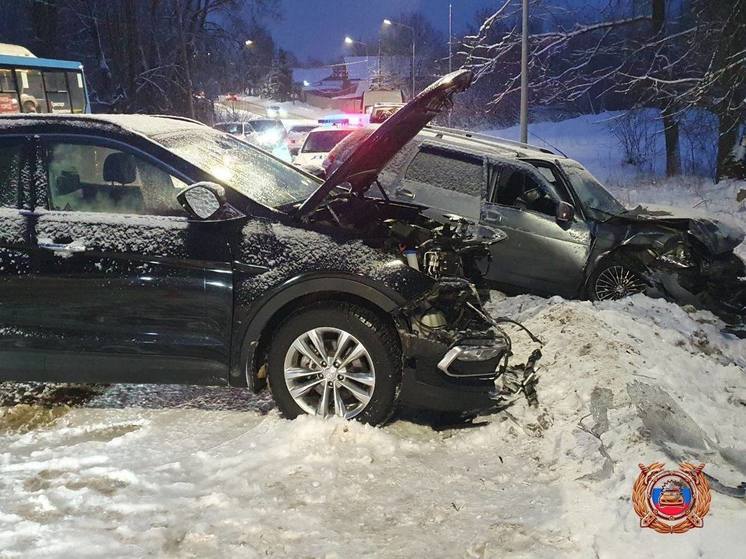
[305,191,544,407]
[306,191,503,283]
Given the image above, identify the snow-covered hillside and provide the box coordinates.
[1,294,745,558]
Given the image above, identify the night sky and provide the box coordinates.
[267,0,500,62]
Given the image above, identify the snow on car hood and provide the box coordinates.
[624,203,745,254]
[295,69,473,218]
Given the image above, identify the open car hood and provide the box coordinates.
[295,69,473,218]
[624,204,745,254]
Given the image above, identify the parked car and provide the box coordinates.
[285,121,318,155]
[0,70,540,424]
[363,126,745,329]
[215,119,291,163]
[293,126,358,175]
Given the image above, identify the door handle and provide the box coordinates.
[38,237,87,254]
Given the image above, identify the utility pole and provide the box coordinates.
[448,2,453,126]
[519,0,529,143]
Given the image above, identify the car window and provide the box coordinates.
[302,129,354,153]
[492,166,559,217]
[404,148,483,197]
[46,142,188,216]
[0,141,22,208]
[216,123,242,135]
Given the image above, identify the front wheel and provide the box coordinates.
[588,259,647,301]
[267,303,401,425]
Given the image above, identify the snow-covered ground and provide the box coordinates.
[1,293,745,558]
[1,111,745,558]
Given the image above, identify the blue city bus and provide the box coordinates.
[0,49,89,114]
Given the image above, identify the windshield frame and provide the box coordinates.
[557,160,626,221]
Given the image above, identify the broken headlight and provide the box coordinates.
[659,242,695,268]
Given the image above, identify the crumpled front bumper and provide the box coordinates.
[398,331,509,413]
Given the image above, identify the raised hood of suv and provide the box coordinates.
[295,69,473,218]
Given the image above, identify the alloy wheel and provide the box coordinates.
[594,265,646,300]
[283,327,376,419]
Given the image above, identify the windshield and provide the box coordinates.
[302,129,355,153]
[561,161,626,217]
[157,130,319,208]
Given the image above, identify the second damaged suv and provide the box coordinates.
[0,70,538,425]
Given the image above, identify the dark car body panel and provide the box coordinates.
[0,110,508,413]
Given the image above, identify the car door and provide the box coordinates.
[387,144,483,221]
[26,134,234,384]
[480,158,591,297]
[0,136,45,376]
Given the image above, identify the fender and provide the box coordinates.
[230,272,416,389]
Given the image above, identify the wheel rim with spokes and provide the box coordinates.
[594,265,646,300]
[283,327,376,419]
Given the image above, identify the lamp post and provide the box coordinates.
[344,36,368,57]
[383,18,416,99]
[520,0,529,144]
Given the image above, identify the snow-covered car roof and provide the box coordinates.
[0,113,209,140]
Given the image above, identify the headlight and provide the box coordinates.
[659,242,695,268]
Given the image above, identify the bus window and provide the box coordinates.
[0,69,19,113]
[15,69,47,113]
[43,71,71,113]
[67,71,86,113]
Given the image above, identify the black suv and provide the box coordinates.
[0,71,537,424]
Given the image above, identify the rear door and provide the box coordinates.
[24,134,235,384]
[0,136,42,375]
[389,145,483,221]
[480,159,591,297]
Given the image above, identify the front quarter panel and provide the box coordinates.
[230,218,435,385]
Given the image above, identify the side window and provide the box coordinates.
[0,69,20,113]
[0,141,23,208]
[403,148,483,197]
[46,142,188,216]
[67,72,86,113]
[493,166,558,217]
[42,72,71,113]
[16,69,49,113]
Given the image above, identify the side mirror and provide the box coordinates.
[177,182,227,220]
[556,201,574,224]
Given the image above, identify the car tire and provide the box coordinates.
[267,303,401,425]
[587,257,647,301]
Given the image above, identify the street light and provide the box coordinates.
[383,18,415,98]
[344,36,368,56]
[244,39,254,47]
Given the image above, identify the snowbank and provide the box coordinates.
[1,295,744,557]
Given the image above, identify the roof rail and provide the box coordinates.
[425,125,556,155]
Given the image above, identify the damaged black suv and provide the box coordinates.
[0,70,538,424]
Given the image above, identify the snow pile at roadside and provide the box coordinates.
[1,294,745,557]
